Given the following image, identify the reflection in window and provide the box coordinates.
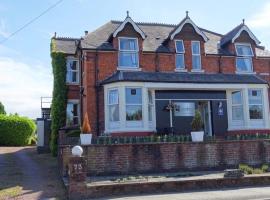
[175,40,185,69]
[248,89,263,119]
[125,88,142,121]
[66,102,79,126]
[174,102,195,116]
[235,44,253,72]
[231,91,244,120]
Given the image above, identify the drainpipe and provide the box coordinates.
[94,50,100,136]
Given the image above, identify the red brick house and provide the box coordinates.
[52,12,270,137]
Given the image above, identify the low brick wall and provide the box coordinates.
[59,140,270,176]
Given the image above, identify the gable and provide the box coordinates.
[234,30,257,45]
[116,22,142,38]
[173,23,204,41]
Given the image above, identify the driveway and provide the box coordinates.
[0,146,66,200]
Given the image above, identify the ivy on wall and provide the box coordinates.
[50,39,67,156]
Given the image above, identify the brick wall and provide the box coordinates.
[59,140,270,176]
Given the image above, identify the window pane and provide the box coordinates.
[248,90,262,104]
[174,102,195,117]
[192,55,201,69]
[249,105,263,119]
[148,91,153,104]
[232,106,244,120]
[72,72,77,82]
[73,104,78,116]
[236,57,252,72]
[109,90,118,104]
[176,54,185,69]
[175,41,184,53]
[73,117,79,125]
[66,103,73,125]
[148,105,153,121]
[192,42,200,54]
[67,60,77,70]
[120,38,137,50]
[119,52,138,67]
[109,105,119,121]
[236,45,253,56]
[232,91,242,104]
[125,88,142,104]
[126,105,142,121]
[66,71,72,82]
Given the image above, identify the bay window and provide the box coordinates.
[235,43,253,73]
[191,41,201,70]
[148,91,154,121]
[66,101,79,126]
[108,89,119,122]
[125,88,142,121]
[231,91,244,121]
[118,38,139,68]
[248,89,263,120]
[175,40,185,69]
[66,58,79,84]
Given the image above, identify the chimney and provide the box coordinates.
[84,30,88,36]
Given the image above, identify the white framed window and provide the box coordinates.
[148,91,154,121]
[175,40,185,69]
[174,102,195,117]
[108,89,119,122]
[118,37,139,68]
[66,58,79,84]
[191,41,201,70]
[231,91,244,121]
[66,101,80,126]
[248,89,263,120]
[125,88,142,121]
[235,43,253,73]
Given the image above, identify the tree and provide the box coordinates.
[0,102,6,115]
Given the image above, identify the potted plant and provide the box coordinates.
[80,113,92,145]
[191,110,204,142]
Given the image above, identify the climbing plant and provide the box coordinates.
[0,102,6,115]
[50,39,67,156]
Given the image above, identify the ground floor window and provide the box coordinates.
[66,100,79,126]
[248,89,263,119]
[231,91,244,121]
[108,89,119,122]
[125,88,142,121]
[148,91,154,121]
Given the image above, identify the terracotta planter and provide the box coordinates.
[191,131,204,142]
[80,133,92,145]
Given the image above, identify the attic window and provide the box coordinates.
[235,43,253,73]
[175,40,185,69]
[118,37,139,68]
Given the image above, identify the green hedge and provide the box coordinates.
[0,115,36,146]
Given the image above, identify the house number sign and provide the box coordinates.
[72,163,83,174]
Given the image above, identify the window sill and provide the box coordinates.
[117,67,142,71]
[66,82,79,85]
[175,68,187,72]
[235,71,256,75]
[191,69,205,73]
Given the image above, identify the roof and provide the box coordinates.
[53,19,270,57]
[52,37,79,54]
[101,71,267,85]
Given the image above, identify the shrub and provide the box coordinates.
[0,114,36,146]
[261,164,269,172]
[191,110,203,131]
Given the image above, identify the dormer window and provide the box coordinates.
[118,37,139,69]
[235,43,253,73]
[191,41,201,70]
[175,40,185,69]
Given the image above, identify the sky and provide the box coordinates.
[0,0,270,119]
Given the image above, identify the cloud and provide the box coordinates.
[0,56,53,119]
[0,19,9,38]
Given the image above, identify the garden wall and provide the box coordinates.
[59,140,270,176]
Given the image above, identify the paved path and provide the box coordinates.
[0,146,66,200]
[102,187,270,200]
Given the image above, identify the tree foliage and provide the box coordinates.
[0,102,6,115]
[50,41,67,156]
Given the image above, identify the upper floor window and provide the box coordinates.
[235,43,253,73]
[66,58,79,84]
[118,38,139,68]
[175,40,185,69]
[191,41,201,70]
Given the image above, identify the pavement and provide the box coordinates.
[97,186,270,200]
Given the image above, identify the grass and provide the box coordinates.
[0,186,22,200]
[239,163,269,174]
